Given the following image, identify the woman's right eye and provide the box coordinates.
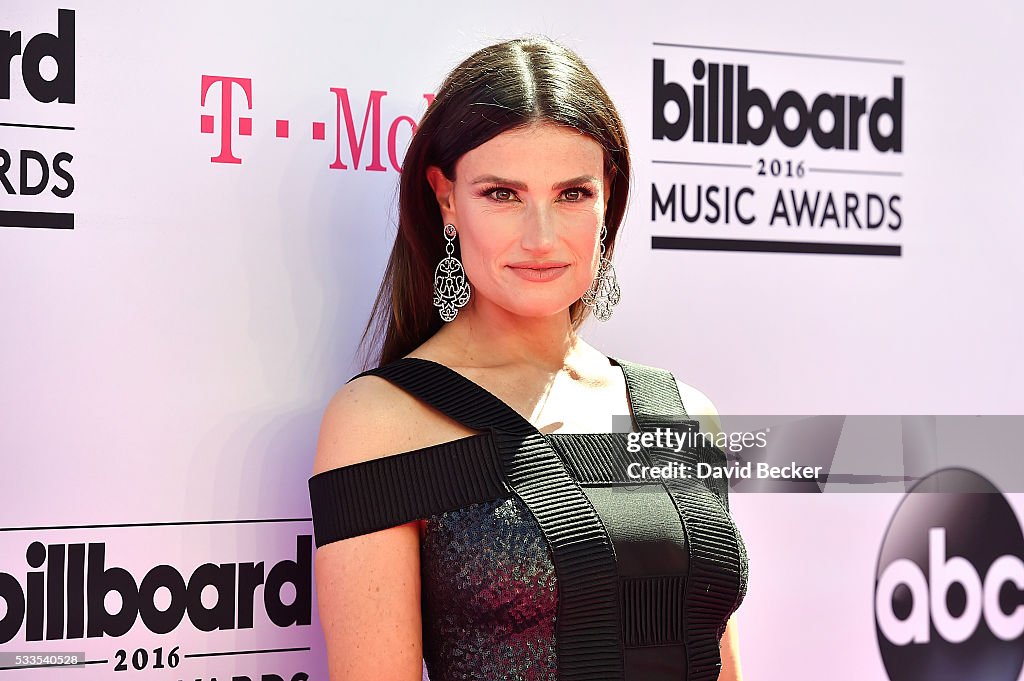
[488,187,516,202]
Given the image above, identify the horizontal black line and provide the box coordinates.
[652,236,901,256]
[652,159,751,169]
[0,660,106,671]
[652,41,903,65]
[809,167,903,177]
[184,646,310,659]
[0,210,74,229]
[0,517,312,532]
[0,121,75,131]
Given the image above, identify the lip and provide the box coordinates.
[507,261,570,269]
[506,262,570,282]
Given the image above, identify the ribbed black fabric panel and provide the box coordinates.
[609,356,689,426]
[611,356,732,512]
[494,430,625,681]
[308,434,507,548]
[353,358,536,434]
[546,433,653,483]
[654,420,733,514]
[358,358,627,681]
[620,576,687,647]
[615,359,746,681]
[658,469,744,681]
[692,441,732,513]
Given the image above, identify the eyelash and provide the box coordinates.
[478,185,595,203]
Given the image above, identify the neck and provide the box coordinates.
[432,297,585,372]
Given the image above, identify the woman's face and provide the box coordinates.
[426,122,610,322]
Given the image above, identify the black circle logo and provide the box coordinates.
[875,467,1024,680]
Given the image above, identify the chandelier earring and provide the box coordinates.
[432,223,471,322]
[581,223,621,321]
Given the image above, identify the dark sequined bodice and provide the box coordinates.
[422,496,559,680]
[309,357,749,681]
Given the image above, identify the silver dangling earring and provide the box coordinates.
[432,223,471,322]
[581,223,621,321]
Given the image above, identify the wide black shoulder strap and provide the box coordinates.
[308,434,508,549]
[351,357,537,435]
[608,356,690,429]
[609,356,733,512]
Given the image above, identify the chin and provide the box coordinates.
[477,281,589,319]
[502,298,579,319]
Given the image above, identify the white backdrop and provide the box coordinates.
[2,2,1022,680]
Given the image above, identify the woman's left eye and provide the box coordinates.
[561,187,594,202]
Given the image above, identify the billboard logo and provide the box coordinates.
[648,42,906,257]
[0,8,74,103]
[0,535,312,643]
[653,59,901,152]
[874,468,1024,680]
[0,8,76,229]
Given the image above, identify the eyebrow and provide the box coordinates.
[469,174,600,191]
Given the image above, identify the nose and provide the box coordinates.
[519,204,557,253]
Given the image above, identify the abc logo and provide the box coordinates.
[875,468,1024,681]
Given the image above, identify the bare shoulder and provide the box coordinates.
[310,373,428,680]
[312,371,478,476]
[312,375,405,475]
[673,376,724,439]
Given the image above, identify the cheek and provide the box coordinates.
[456,225,507,276]
[461,239,493,270]
[571,218,602,254]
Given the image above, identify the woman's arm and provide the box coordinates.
[312,378,424,681]
[718,614,744,681]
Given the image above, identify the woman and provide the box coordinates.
[308,36,748,681]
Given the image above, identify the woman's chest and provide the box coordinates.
[419,434,700,621]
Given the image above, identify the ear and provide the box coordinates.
[426,166,456,223]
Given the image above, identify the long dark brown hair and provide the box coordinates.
[358,36,632,369]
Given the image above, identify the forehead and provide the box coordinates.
[455,122,605,181]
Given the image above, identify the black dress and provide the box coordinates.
[308,356,749,681]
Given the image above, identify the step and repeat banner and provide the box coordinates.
[2,2,1022,680]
